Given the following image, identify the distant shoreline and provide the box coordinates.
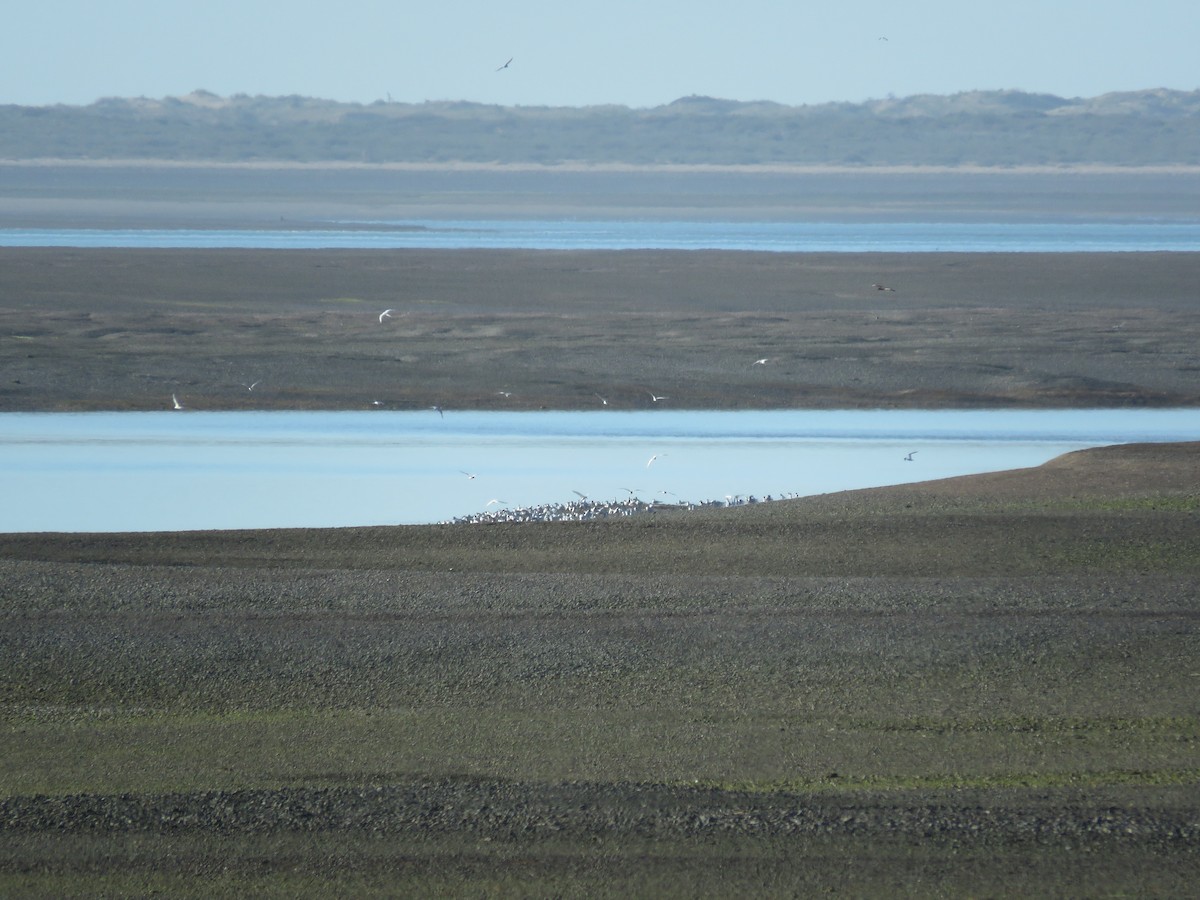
[5,158,1200,176]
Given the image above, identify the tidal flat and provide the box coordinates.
[2,248,1199,412]
[1,242,1199,894]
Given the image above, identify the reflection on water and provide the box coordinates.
[1,409,1195,533]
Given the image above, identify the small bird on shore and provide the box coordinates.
[172,393,184,410]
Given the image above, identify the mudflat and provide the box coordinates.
[1,242,1199,895]
[1,247,1199,411]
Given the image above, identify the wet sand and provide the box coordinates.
[2,247,1199,411]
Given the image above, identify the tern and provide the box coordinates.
[497,390,513,398]
[379,308,394,323]
[648,392,669,402]
[646,453,667,468]
[572,490,588,500]
[431,404,444,418]
[872,283,896,292]
[752,358,769,366]
[460,470,477,480]
[171,393,184,410]
[595,393,609,406]
[241,381,260,392]
[496,57,513,71]
[486,498,507,506]
[904,451,918,461]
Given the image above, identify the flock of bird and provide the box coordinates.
[447,492,787,525]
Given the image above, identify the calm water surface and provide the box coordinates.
[4,220,1200,251]
[2,409,1195,533]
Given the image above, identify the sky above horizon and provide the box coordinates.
[5,1,1198,108]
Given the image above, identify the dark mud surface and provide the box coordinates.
[2,248,1199,411]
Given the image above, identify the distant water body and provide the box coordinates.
[4,220,1200,252]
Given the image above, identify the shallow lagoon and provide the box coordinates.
[2,408,1195,533]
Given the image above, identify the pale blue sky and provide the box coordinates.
[4,0,1198,108]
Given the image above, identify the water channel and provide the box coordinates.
[2,408,1194,533]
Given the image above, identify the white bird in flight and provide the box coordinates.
[172,393,184,410]
[648,392,669,402]
[595,393,609,406]
[904,451,918,461]
[646,453,667,468]
[460,470,476,480]
[486,498,507,506]
[379,309,394,323]
[752,358,769,365]
[241,381,260,392]
[496,57,513,71]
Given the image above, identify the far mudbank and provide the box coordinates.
[2,248,1198,412]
